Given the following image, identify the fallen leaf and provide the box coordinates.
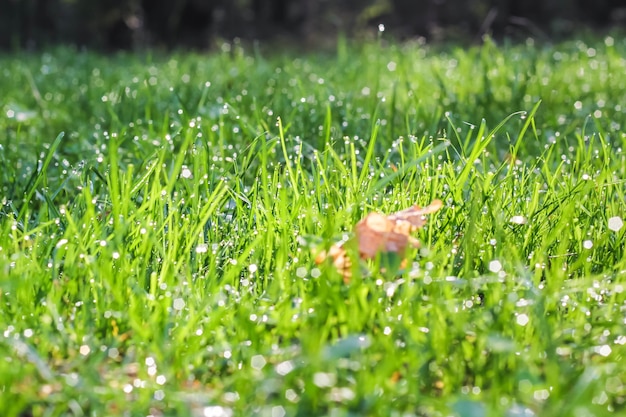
[316,199,442,282]
[390,370,402,384]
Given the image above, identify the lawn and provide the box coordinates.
[1,35,625,416]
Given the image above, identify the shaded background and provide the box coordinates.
[1,0,625,50]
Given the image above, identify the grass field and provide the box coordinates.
[1,34,626,416]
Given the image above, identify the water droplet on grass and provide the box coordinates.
[595,345,612,357]
[271,406,286,417]
[608,217,623,232]
[173,298,185,311]
[510,216,527,225]
[285,389,299,402]
[516,314,529,326]
[329,387,356,402]
[313,372,337,388]
[276,360,294,376]
[533,389,549,401]
[181,167,193,179]
[251,355,266,370]
[108,348,119,359]
[203,406,233,417]
[489,260,502,273]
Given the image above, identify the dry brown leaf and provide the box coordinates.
[316,199,443,282]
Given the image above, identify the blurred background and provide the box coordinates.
[1,0,625,50]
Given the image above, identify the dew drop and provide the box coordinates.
[271,406,286,417]
[173,298,185,311]
[181,167,193,179]
[510,216,527,225]
[204,406,233,417]
[276,360,294,376]
[608,217,623,232]
[489,260,502,273]
[516,314,529,326]
[251,355,266,370]
[313,372,336,388]
[596,345,612,357]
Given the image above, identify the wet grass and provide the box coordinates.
[1,35,626,416]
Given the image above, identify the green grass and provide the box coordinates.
[1,34,626,416]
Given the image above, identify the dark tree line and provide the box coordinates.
[1,0,624,50]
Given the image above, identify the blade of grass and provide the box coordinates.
[18,131,65,220]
